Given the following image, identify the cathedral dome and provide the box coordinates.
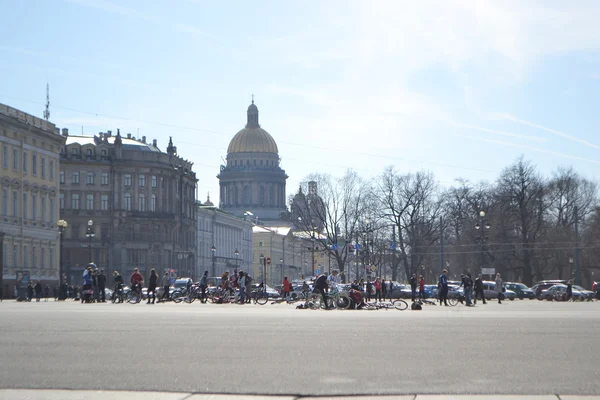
[227,102,279,154]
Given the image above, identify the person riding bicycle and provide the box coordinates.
[199,270,208,303]
[313,273,330,309]
[112,271,124,300]
[130,268,144,296]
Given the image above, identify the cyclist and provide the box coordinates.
[313,273,330,309]
[112,271,124,301]
[130,268,144,298]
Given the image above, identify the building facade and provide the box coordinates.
[60,131,197,283]
[196,195,253,279]
[217,102,288,222]
[0,103,65,297]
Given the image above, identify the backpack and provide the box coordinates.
[245,275,253,285]
[411,302,422,310]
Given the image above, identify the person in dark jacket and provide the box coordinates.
[566,279,573,301]
[439,269,449,306]
[365,280,373,302]
[409,274,418,302]
[26,282,34,302]
[313,274,330,309]
[97,270,107,302]
[147,269,158,304]
[34,281,43,302]
[199,271,208,303]
[473,274,486,305]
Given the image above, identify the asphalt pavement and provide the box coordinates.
[0,299,598,397]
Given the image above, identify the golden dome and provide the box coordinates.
[227,102,279,154]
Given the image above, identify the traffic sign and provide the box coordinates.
[266,257,271,265]
[316,269,320,274]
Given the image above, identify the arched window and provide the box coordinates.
[242,186,250,205]
[86,149,93,160]
[124,193,132,211]
[138,194,146,211]
[260,186,265,205]
[253,159,257,166]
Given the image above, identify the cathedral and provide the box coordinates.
[217,101,288,222]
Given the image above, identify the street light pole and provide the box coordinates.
[211,245,216,277]
[85,220,95,264]
[475,211,490,277]
[57,220,68,296]
[234,248,239,271]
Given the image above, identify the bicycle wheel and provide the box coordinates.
[171,290,183,303]
[335,295,352,310]
[126,291,140,304]
[319,296,335,309]
[255,290,269,305]
[392,299,408,310]
[447,297,458,306]
[184,294,196,304]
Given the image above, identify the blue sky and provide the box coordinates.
[1,0,599,202]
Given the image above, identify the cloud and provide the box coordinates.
[449,122,546,143]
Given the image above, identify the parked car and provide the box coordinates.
[539,284,586,301]
[481,281,516,300]
[504,282,535,300]
[250,283,280,298]
[173,278,193,290]
[532,280,567,298]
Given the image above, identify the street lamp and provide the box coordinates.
[475,211,490,277]
[57,220,68,296]
[280,257,284,283]
[85,220,95,263]
[210,245,216,276]
[569,257,574,279]
[234,248,239,269]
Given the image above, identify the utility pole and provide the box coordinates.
[574,206,581,285]
[439,216,444,273]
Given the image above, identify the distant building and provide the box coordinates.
[59,131,197,283]
[217,101,288,222]
[196,194,253,279]
[0,103,65,296]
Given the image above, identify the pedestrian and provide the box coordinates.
[366,280,373,302]
[389,280,393,301]
[113,271,124,301]
[439,269,449,306]
[464,273,473,306]
[374,277,382,302]
[82,266,94,303]
[238,271,246,304]
[382,278,387,300]
[473,274,486,305]
[245,272,253,303]
[26,282,34,302]
[419,275,425,299]
[34,281,42,302]
[495,273,504,304]
[199,271,208,303]
[566,279,573,301]
[147,269,158,304]
[282,277,292,299]
[313,273,330,309]
[53,286,58,301]
[231,268,239,289]
[409,273,418,302]
[92,269,99,302]
[44,285,50,302]
[97,270,106,302]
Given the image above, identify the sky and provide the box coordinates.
[1,0,599,205]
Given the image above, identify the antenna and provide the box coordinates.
[43,83,50,120]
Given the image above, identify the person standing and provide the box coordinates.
[409,274,418,302]
[147,269,158,304]
[439,269,449,306]
[199,271,208,303]
[419,275,425,299]
[313,273,330,309]
[282,277,292,300]
[97,270,107,303]
[566,279,573,301]
[245,272,253,304]
[464,273,473,306]
[389,280,394,301]
[382,278,387,300]
[159,272,170,303]
[238,271,246,304]
[473,274,486,305]
[495,273,504,304]
[26,282,34,302]
[366,280,373,302]
[374,278,382,302]
[34,281,42,302]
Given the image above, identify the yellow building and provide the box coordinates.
[0,103,65,297]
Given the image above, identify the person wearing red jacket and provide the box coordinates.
[130,268,144,295]
[282,277,292,299]
[419,275,425,299]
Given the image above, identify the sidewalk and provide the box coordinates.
[1,390,599,400]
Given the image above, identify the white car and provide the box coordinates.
[482,281,516,300]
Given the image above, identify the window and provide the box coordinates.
[41,157,46,177]
[49,198,54,222]
[1,189,6,216]
[49,248,54,270]
[41,197,46,222]
[138,194,146,211]
[23,151,28,172]
[101,172,109,185]
[151,175,157,188]
[41,248,45,269]
[13,148,18,169]
[72,171,80,184]
[101,195,108,211]
[124,174,131,187]
[32,194,37,220]
[2,146,7,168]
[60,170,65,184]
[86,194,94,210]
[50,160,55,180]
[86,149,93,160]
[151,194,156,212]
[32,153,37,174]
[71,193,80,210]
[124,193,132,211]
[71,147,79,158]
[12,191,18,216]
[138,174,145,187]
[86,172,94,185]
[22,193,27,219]
[101,150,108,160]
[59,194,64,210]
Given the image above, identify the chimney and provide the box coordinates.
[61,128,69,136]
[55,127,60,135]
[107,130,112,136]
[152,139,157,147]
[127,133,132,139]
[142,136,146,143]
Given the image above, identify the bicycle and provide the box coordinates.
[252,287,270,305]
[313,286,352,310]
[126,285,143,304]
[364,299,409,310]
[111,285,126,304]
[208,286,238,304]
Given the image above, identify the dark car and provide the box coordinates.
[504,282,535,300]
[532,280,567,299]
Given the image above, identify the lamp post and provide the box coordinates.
[280,257,284,283]
[475,211,490,277]
[57,220,68,295]
[211,245,216,277]
[569,257,574,280]
[234,248,239,270]
[85,220,95,263]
